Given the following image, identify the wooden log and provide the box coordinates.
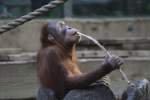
[122,79,150,100]
[64,84,116,100]
[36,83,116,100]
[37,87,57,100]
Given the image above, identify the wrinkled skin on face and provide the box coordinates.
[47,21,81,48]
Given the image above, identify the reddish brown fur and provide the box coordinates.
[37,23,81,99]
[37,22,113,100]
[39,23,81,75]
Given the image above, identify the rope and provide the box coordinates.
[0,0,68,35]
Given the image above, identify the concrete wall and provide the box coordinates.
[0,17,150,51]
[0,17,150,99]
[0,58,150,99]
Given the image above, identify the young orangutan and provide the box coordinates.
[37,21,123,100]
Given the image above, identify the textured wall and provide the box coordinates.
[0,58,150,99]
[0,18,150,51]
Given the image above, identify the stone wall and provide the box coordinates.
[0,17,150,99]
[0,17,150,51]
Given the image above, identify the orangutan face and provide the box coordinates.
[48,21,81,47]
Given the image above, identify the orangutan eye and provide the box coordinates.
[66,26,72,30]
[68,27,71,29]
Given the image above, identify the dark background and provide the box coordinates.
[0,0,150,18]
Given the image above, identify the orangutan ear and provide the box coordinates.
[48,34,54,41]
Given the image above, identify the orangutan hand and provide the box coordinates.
[103,55,124,70]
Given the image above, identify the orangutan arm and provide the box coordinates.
[43,47,111,90]
[65,63,111,89]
